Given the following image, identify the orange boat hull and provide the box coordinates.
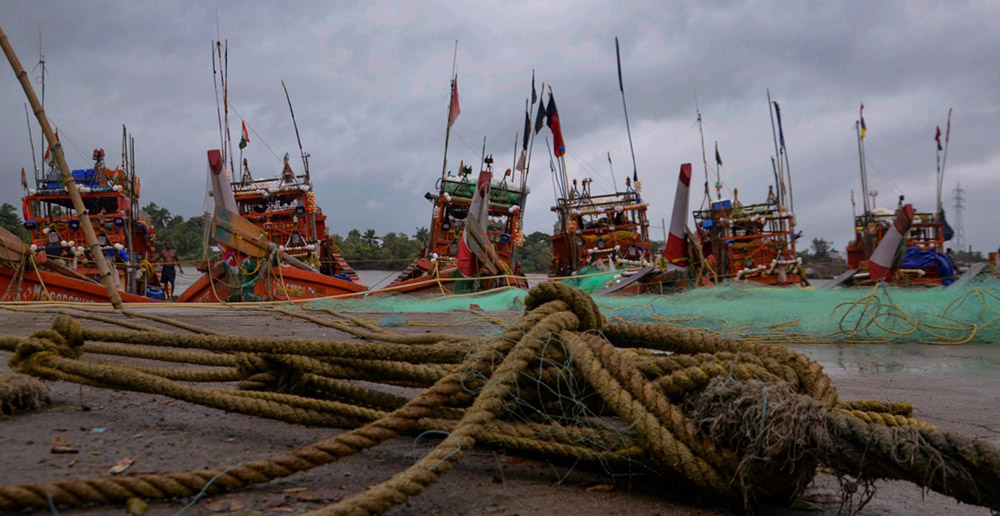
[177,263,367,303]
[0,265,153,303]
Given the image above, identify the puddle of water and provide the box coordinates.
[791,343,1000,380]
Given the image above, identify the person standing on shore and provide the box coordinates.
[155,241,183,299]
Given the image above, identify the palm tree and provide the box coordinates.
[362,229,381,248]
[414,227,430,246]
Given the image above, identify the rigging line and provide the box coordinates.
[227,104,282,164]
[452,133,483,158]
[41,116,89,163]
[863,155,905,197]
[565,147,615,193]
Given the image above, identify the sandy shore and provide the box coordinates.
[0,306,997,515]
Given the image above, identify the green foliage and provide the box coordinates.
[810,238,831,258]
[517,231,553,274]
[0,203,28,242]
[334,228,426,269]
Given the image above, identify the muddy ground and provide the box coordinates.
[0,306,998,515]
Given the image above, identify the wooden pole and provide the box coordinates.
[1,24,123,308]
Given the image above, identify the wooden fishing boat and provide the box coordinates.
[644,102,807,293]
[387,159,529,295]
[177,150,367,303]
[19,145,161,298]
[1,225,152,303]
[690,190,805,286]
[178,44,365,302]
[386,63,529,296]
[550,177,653,279]
[837,108,958,287]
[547,41,658,295]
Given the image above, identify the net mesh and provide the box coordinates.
[306,269,1000,344]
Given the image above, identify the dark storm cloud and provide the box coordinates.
[1,0,997,252]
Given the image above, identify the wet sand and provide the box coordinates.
[0,306,997,515]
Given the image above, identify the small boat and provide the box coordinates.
[840,107,958,287]
[387,158,529,294]
[545,47,655,294]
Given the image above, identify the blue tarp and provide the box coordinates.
[900,246,956,285]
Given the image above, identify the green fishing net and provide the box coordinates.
[306,268,1000,344]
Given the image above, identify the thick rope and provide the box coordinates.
[0,282,998,514]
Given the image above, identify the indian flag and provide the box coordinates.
[239,121,250,149]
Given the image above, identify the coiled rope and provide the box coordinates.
[0,282,998,514]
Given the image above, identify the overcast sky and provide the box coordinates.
[1,1,998,253]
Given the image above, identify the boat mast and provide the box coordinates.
[24,104,38,183]
[855,107,870,219]
[1,24,124,308]
[440,40,458,183]
[122,125,136,294]
[35,29,46,184]
[697,109,710,208]
[766,90,783,206]
[615,37,639,189]
[281,80,310,184]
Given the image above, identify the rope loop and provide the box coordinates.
[524,281,606,331]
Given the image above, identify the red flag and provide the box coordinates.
[935,126,943,151]
[546,92,565,157]
[448,77,461,128]
[715,142,723,166]
[21,168,27,189]
[44,130,59,161]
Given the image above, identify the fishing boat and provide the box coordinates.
[652,101,807,292]
[177,150,367,302]
[16,143,161,296]
[1,224,153,303]
[549,176,654,282]
[839,107,958,286]
[545,40,657,295]
[178,43,365,302]
[386,158,529,294]
[386,61,529,295]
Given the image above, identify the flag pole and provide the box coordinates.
[440,41,458,182]
[525,79,543,192]
[856,119,869,218]
[615,37,638,183]
[1,24,124,308]
[939,108,953,215]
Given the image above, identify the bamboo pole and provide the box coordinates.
[1,24,124,308]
